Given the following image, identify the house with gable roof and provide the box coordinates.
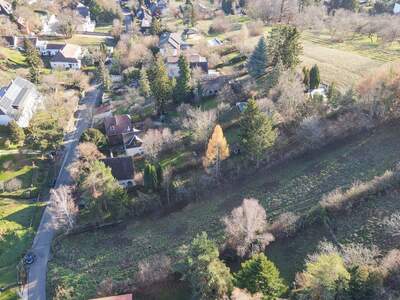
[0,76,42,127]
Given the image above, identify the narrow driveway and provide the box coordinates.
[22,86,100,300]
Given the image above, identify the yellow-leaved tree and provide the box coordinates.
[203,124,230,179]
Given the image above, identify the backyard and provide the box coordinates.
[48,122,400,299]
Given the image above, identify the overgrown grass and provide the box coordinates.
[48,123,400,299]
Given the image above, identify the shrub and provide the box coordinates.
[4,178,23,192]
[381,249,400,291]
[209,16,232,34]
[246,20,264,36]
[269,212,300,238]
[135,255,172,288]
[320,169,400,213]
[235,253,287,299]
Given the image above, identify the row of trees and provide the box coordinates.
[140,55,193,115]
[247,25,302,78]
[179,231,286,300]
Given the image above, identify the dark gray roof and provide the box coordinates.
[159,32,182,49]
[76,3,90,18]
[101,157,135,181]
[0,76,39,119]
[46,43,65,50]
[51,51,79,63]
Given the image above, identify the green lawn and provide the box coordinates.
[48,123,400,299]
[0,198,45,289]
[0,150,50,297]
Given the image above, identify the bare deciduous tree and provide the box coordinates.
[223,198,274,258]
[135,255,172,288]
[141,128,175,161]
[51,185,78,233]
[181,105,217,146]
[270,70,306,123]
[231,288,262,300]
[385,213,400,237]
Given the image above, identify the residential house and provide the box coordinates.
[75,2,96,32]
[90,294,133,300]
[124,134,144,157]
[159,32,182,56]
[208,38,223,47]
[101,157,135,187]
[0,76,42,127]
[0,0,12,15]
[92,104,113,125]
[140,11,152,34]
[394,3,400,14]
[50,44,82,69]
[104,114,139,146]
[41,14,60,36]
[39,42,65,56]
[4,36,38,50]
[200,75,227,96]
[166,54,208,77]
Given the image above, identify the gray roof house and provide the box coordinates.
[101,157,135,188]
[0,0,12,15]
[159,32,182,56]
[0,76,42,127]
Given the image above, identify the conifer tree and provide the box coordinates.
[239,99,277,167]
[139,68,151,98]
[174,55,192,103]
[24,39,42,83]
[247,36,268,78]
[309,64,320,90]
[268,25,302,69]
[144,163,158,191]
[203,124,230,179]
[98,61,111,92]
[235,253,287,299]
[302,66,310,90]
[150,56,173,115]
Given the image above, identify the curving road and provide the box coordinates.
[22,86,100,300]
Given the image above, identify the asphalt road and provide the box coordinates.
[22,85,100,300]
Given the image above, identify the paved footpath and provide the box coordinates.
[22,86,100,300]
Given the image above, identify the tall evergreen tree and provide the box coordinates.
[144,163,158,191]
[24,39,42,83]
[235,253,287,299]
[239,99,277,167]
[247,36,268,78]
[203,124,230,179]
[139,68,151,98]
[98,61,111,91]
[265,58,284,92]
[150,17,163,35]
[150,56,173,115]
[174,55,192,103]
[181,232,233,299]
[221,0,233,14]
[268,25,302,69]
[302,66,310,90]
[309,64,320,90]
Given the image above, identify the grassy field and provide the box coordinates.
[48,123,400,299]
[0,198,45,299]
[0,149,52,299]
[300,40,383,91]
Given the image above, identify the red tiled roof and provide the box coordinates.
[104,114,132,136]
[90,294,133,300]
